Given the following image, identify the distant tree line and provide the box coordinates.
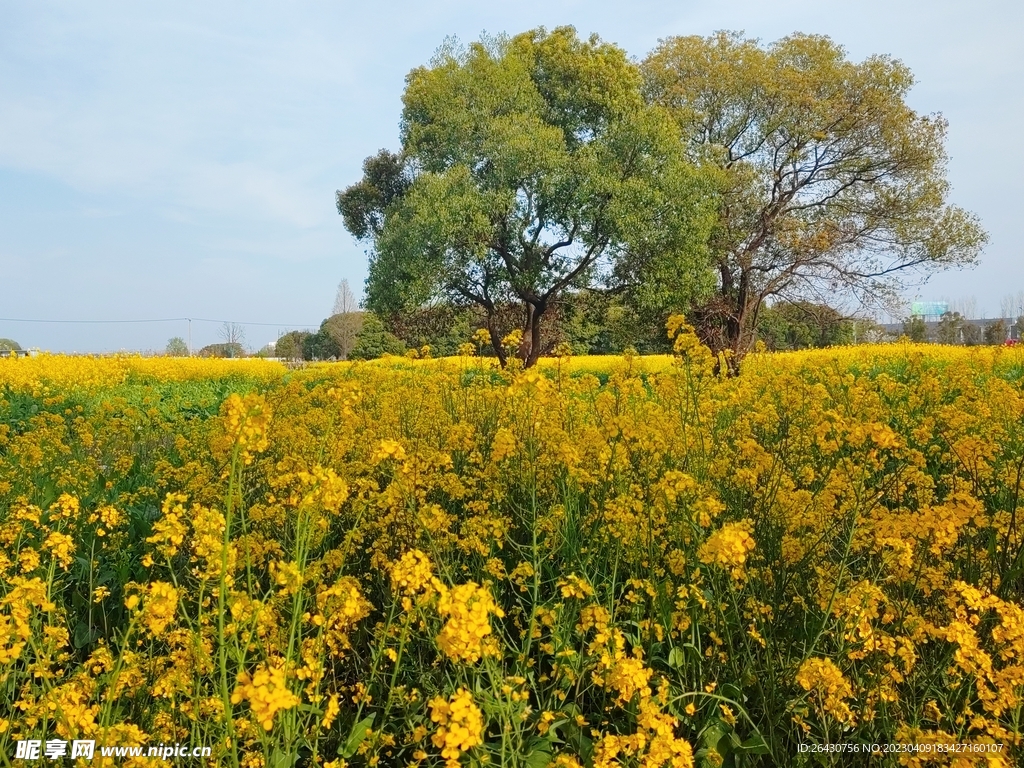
[269,295,866,363]
[271,300,1018,363]
[275,312,376,361]
[902,313,1021,346]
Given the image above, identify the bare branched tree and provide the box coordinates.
[333,279,358,316]
[1001,292,1024,320]
[948,296,978,320]
[219,322,246,356]
[1000,295,1015,320]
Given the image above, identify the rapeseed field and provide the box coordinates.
[2,321,1023,767]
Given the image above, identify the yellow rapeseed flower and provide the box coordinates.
[231,660,301,731]
[435,582,504,664]
[429,688,484,768]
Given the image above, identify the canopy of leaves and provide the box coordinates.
[902,316,928,342]
[339,27,716,366]
[165,337,188,357]
[984,319,1008,345]
[303,328,340,361]
[197,343,245,359]
[0,338,22,352]
[274,331,310,361]
[349,313,406,360]
[643,32,987,357]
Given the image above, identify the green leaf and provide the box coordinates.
[700,723,725,746]
[268,749,297,768]
[719,682,743,701]
[73,622,96,649]
[523,745,553,768]
[667,646,686,669]
[339,714,375,759]
[700,721,730,756]
[734,734,770,755]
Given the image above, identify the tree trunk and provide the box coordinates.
[511,299,549,369]
[487,314,507,368]
[524,300,547,369]
[730,270,751,356]
[701,265,753,376]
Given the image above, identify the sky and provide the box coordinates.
[1,0,1021,352]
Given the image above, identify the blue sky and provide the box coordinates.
[1,0,1021,351]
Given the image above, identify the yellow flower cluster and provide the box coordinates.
[435,582,505,663]
[592,699,695,768]
[795,657,856,725]
[0,353,284,394]
[147,493,188,558]
[311,577,372,658]
[231,660,301,731]
[88,504,124,537]
[429,688,484,768]
[42,530,74,569]
[1,577,53,664]
[371,438,406,464]
[138,582,179,638]
[223,392,271,464]
[698,520,756,581]
[188,503,229,581]
[558,573,595,600]
[390,549,440,603]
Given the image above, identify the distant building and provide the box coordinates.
[910,301,949,320]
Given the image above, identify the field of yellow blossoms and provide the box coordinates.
[2,320,1024,767]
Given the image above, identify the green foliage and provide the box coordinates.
[349,312,406,360]
[274,331,310,361]
[385,306,472,358]
[165,337,189,357]
[338,27,716,367]
[302,327,341,361]
[337,150,410,241]
[556,292,671,355]
[962,321,982,347]
[556,292,613,354]
[643,31,987,359]
[936,312,965,345]
[197,342,246,358]
[756,302,853,350]
[984,319,1008,345]
[0,338,22,352]
[933,311,983,346]
[903,316,928,343]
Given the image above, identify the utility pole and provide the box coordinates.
[187,318,192,357]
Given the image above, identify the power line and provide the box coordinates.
[0,316,320,327]
[0,317,185,324]
[188,318,321,328]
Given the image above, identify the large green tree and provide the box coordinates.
[643,32,987,363]
[338,27,716,367]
